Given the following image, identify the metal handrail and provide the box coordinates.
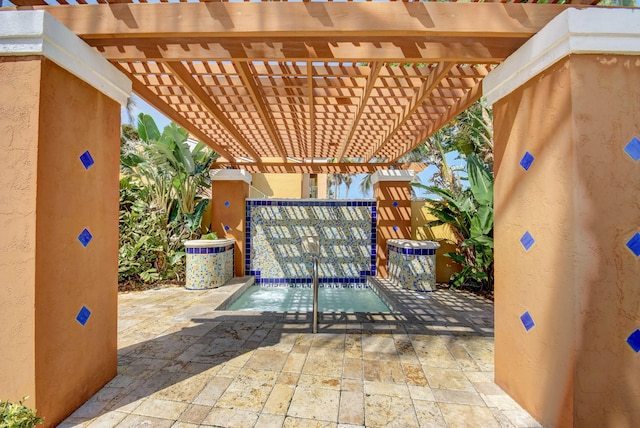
[312,256,319,334]
[302,235,320,334]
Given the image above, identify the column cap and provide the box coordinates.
[371,170,416,186]
[0,11,131,105]
[484,8,640,105]
[210,169,252,184]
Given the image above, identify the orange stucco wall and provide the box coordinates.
[211,180,249,276]
[493,55,640,427]
[374,180,412,278]
[0,57,41,408]
[0,57,120,426]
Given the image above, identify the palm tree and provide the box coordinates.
[445,98,493,172]
[327,173,343,199]
[343,173,353,198]
[359,173,373,198]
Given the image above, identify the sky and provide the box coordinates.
[122,94,465,200]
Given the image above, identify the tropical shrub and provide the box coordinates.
[118,115,218,285]
[414,153,494,290]
[0,397,43,428]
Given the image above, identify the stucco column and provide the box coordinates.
[372,170,414,278]
[484,8,640,427]
[210,169,251,277]
[0,11,131,427]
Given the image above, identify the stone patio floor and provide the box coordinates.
[60,279,540,428]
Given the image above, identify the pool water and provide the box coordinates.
[227,285,391,313]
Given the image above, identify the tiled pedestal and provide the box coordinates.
[387,239,440,291]
[185,239,235,289]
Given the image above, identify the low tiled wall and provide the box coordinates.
[387,239,440,291]
[185,239,234,289]
[245,199,376,287]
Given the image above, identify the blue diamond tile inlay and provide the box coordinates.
[627,329,640,352]
[520,311,535,331]
[520,151,535,171]
[76,306,91,326]
[392,201,399,207]
[626,233,640,257]
[392,226,399,232]
[520,231,535,251]
[78,228,93,247]
[79,150,95,170]
[624,136,640,161]
[224,225,231,231]
[224,201,231,207]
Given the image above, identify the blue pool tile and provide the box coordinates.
[79,150,95,170]
[520,231,535,251]
[624,136,640,161]
[627,329,640,352]
[520,311,535,331]
[520,151,535,171]
[78,228,93,247]
[626,233,640,257]
[76,306,91,326]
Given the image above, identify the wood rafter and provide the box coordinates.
[367,62,455,161]
[3,1,598,172]
[388,73,487,163]
[165,61,262,161]
[233,61,287,162]
[337,61,382,162]
[213,162,427,174]
[115,63,237,162]
[307,61,316,162]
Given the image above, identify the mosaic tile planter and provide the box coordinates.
[184,239,234,290]
[387,239,440,292]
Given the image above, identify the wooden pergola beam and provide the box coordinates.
[234,61,287,162]
[388,77,485,163]
[165,61,262,161]
[307,61,316,161]
[6,2,595,165]
[35,3,586,40]
[212,162,427,174]
[367,61,455,161]
[337,61,382,162]
[115,64,237,162]
[84,38,520,63]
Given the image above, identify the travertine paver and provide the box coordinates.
[60,279,541,428]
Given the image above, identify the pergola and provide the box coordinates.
[4,3,640,428]
[11,0,597,173]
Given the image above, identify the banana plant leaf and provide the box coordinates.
[137,113,161,143]
[467,153,493,207]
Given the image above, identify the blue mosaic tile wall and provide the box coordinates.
[245,199,377,287]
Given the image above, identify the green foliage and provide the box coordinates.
[414,154,494,291]
[201,232,219,240]
[118,115,219,285]
[0,397,43,428]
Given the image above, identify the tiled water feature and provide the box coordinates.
[245,199,376,287]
